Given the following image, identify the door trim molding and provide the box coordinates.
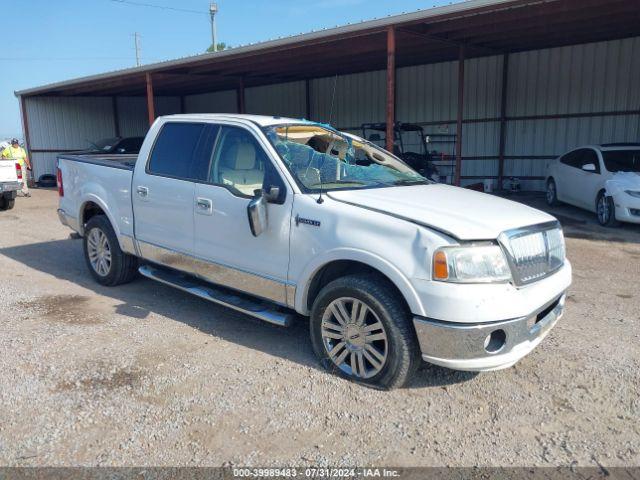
[136,240,289,306]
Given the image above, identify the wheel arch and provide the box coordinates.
[295,250,425,317]
[78,196,117,236]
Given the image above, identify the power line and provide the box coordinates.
[109,0,209,16]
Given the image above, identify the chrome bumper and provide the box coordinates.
[0,181,20,193]
[57,208,80,233]
[413,293,565,372]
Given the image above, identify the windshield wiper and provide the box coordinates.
[391,179,430,186]
[308,180,366,187]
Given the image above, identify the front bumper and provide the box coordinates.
[413,293,565,372]
[613,193,640,224]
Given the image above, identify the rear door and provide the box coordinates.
[132,121,217,268]
[193,123,292,305]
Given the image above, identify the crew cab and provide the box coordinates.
[0,158,22,210]
[57,114,572,389]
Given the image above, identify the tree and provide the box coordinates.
[207,42,228,53]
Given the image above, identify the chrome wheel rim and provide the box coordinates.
[321,297,388,379]
[597,196,609,224]
[546,182,555,204]
[87,228,112,277]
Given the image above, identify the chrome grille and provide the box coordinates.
[499,221,566,286]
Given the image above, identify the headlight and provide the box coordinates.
[433,245,511,283]
[625,190,640,198]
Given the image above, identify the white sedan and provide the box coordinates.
[546,144,640,227]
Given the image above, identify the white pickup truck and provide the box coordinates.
[0,158,22,210]
[57,114,571,389]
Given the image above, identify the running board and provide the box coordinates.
[138,264,294,327]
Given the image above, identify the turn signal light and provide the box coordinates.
[433,250,449,280]
[15,163,22,180]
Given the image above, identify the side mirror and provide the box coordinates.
[263,186,280,203]
[582,163,596,172]
[247,190,268,237]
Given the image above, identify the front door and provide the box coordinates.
[193,124,292,305]
[572,148,603,211]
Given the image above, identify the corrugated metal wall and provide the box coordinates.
[25,37,640,187]
[25,96,115,178]
[246,81,306,118]
[310,70,386,128]
[184,90,237,114]
[116,96,181,136]
[25,95,181,178]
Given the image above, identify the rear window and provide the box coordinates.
[602,150,640,173]
[147,122,219,181]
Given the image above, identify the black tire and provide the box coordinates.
[310,274,420,390]
[4,198,15,210]
[546,178,559,206]
[596,192,620,228]
[83,215,139,286]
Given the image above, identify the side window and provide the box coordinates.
[560,150,584,169]
[147,122,218,181]
[210,126,283,198]
[578,149,600,173]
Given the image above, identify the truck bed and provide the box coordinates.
[57,153,136,240]
[57,154,137,171]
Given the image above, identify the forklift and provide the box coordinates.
[361,122,439,181]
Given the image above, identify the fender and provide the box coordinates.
[294,247,426,317]
[77,189,133,254]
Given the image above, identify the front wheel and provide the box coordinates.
[310,275,420,389]
[596,192,620,228]
[83,215,139,286]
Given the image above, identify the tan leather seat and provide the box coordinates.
[219,142,264,196]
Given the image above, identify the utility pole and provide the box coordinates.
[209,3,218,52]
[133,32,141,67]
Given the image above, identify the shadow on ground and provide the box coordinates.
[0,238,475,389]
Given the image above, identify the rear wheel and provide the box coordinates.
[310,275,420,390]
[83,215,139,286]
[596,192,620,227]
[546,179,558,206]
[0,195,15,211]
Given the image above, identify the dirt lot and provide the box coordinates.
[0,189,638,467]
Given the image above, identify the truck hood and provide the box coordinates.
[327,184,556,240]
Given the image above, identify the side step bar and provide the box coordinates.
[138,264,295,327]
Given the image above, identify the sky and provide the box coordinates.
[2,0,462,140]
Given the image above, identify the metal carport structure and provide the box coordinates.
[15,0,640,189]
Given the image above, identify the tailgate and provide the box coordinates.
[0,160,18,182]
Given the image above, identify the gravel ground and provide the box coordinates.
[0,189,638,467]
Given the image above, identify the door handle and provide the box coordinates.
[195,197,213,214]
[137,186,149,197]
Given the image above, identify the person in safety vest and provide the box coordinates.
[1,138,31,197]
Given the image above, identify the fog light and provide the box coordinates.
[630,208,640,217]
[484,329,506,353]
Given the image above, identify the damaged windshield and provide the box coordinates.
[603,150,640,173]
[263,124,428,192]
